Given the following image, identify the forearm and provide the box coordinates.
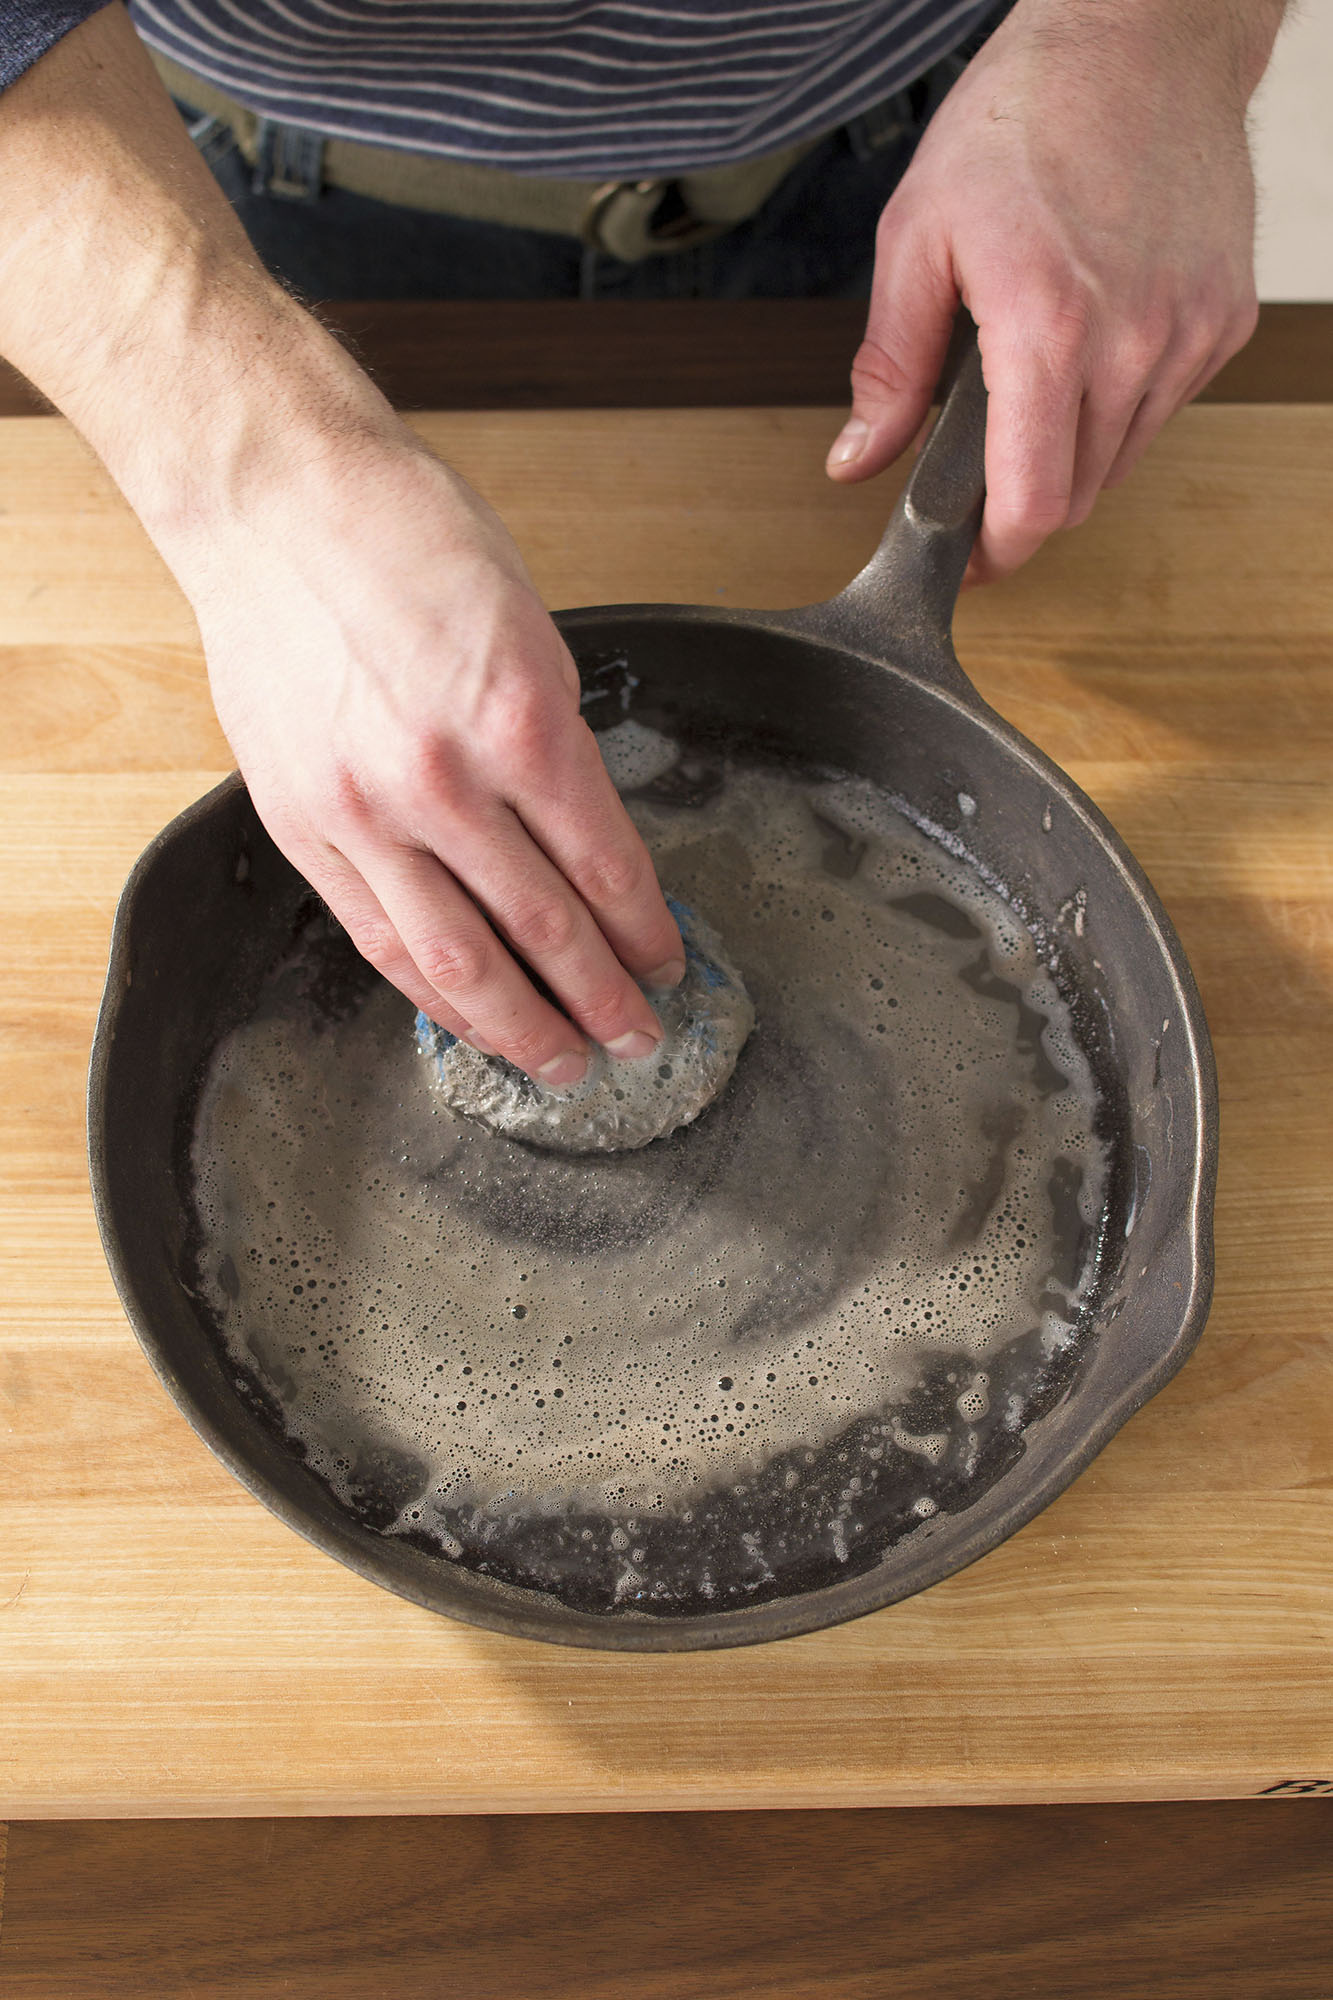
[1005,0,1289,106]
[0,2,400,563]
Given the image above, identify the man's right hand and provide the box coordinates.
[189,435,684,1084]
[0,1,683,1081]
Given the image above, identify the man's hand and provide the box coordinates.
[827,0,1286,581]
[0,2,682,1082]
[189,441,684,1083]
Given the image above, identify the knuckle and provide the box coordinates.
[1022,492,1074,536]
[849,335,928,404]
[417,928,492,995]
[324,764,377,830]
[1025,292,1095,371]
[1224,293,1260,355]
[577,979,643,1042]
[398,734,466,815]
[345,915,404,972]
[502,1022,567,1074]
[504,895,581,961]
[569,842,646,910]
[485,680,558,773]
[1126,296,1175,357]
[1175,321,1220,380]
[991,481,1069,538]
[1109,327,1165,393]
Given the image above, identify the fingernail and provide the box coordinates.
[644,957,686,990]
[827,417,869,468]
[538,1051,588,1088]
[464,1033,500,1057]
[605,1028,661,1061]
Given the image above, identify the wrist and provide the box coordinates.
[94,271,407,575]
[137,295,532,636]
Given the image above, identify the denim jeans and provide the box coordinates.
[178,29,1000,302]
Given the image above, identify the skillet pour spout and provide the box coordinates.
[88,326,1217,1651]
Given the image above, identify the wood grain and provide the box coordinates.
[2,301,1331,415]
[0,404,1329,1818]
[2,1804,1332,1999]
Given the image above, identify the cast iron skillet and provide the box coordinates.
[88,333,1217,1651]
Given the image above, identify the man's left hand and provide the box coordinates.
[826,0,1286,581]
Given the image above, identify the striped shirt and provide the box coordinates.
[3,0,995,178]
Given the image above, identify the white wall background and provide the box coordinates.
[1251,4,1333,301]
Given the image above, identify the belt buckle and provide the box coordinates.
[581,178,663,250]
[582,177,720,259]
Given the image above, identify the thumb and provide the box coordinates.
[826,219,959,484]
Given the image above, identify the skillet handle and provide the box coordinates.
[797,314,987,695]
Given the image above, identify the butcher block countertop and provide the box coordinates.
[0,401,1329,1820]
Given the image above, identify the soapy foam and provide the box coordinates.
[189,733,1113,1617]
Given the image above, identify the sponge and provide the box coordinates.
[416,898,754,1154]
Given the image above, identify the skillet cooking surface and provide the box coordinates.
[185,738,1120,1621]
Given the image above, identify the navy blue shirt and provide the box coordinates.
[1,0,992,176]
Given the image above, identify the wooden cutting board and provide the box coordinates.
[0,405,1329,1818]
